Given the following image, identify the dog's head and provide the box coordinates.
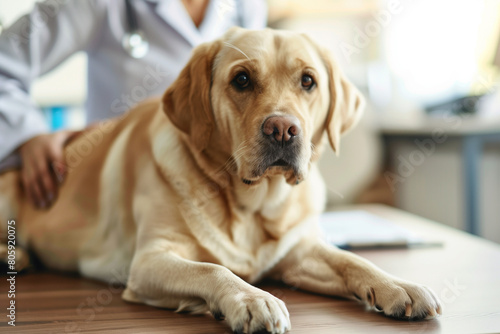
[163,27,364,186]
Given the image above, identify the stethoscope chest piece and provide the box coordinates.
[122,30,149,59]
[123,0,149,59]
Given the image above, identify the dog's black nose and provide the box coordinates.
[262,116,301,144]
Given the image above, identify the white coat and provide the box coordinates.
[0,0,267,170]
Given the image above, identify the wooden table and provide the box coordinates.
[1,205,499,333]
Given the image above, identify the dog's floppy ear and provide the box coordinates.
[321,49,365,154]
[162,41,221,152]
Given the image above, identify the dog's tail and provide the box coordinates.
[0,171,22,236]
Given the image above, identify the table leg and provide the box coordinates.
[462,136,481,235]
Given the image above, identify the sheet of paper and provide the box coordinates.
[319,210,441,249]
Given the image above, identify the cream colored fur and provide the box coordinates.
[0,28,441,334]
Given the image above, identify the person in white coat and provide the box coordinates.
[0,0,267,208]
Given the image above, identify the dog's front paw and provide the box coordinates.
[354,279,442,320]
[218,287,291,334]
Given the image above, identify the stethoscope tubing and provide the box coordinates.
[122,0,244,58]
[125,0,139,32]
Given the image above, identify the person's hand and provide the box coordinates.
[18,130,81,209]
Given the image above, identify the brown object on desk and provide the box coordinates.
[1,204,499,333]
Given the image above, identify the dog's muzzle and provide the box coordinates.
[242,115,304,185]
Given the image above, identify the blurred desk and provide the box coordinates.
[380,114,500,235]
[1,205,500,333]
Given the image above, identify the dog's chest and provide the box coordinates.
[219,204,315,283]
[221,215,288,282]
[233,175,292,216]
[209,177,300,282]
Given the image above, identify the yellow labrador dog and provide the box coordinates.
[0,28,441,333]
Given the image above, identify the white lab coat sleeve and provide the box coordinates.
[0,0,107,169]
[239,0,268,29]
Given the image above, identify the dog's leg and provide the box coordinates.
[272,239,442,320]
[123,249,291,333]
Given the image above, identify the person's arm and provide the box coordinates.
[0,0,107,208]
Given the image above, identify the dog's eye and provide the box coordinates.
[301,74,315,90]
[233,72,250,89]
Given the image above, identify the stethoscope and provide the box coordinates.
[121,0,243,59]
[122,0,149,58]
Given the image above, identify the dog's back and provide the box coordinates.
[0,171,23,240]
[0,99,165,276]
[0,171,32,269]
